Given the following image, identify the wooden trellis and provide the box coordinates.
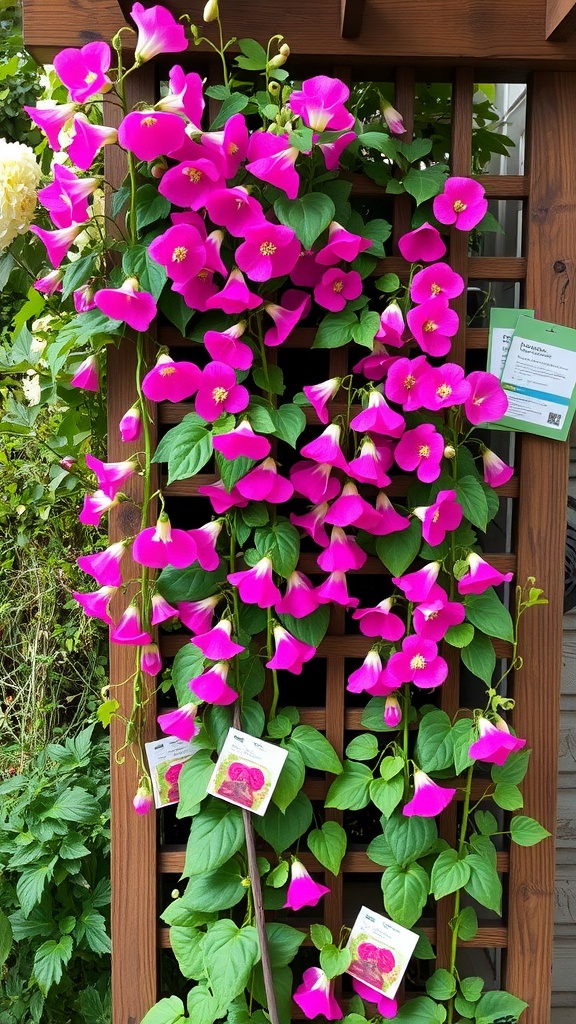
[21,3,574,1023]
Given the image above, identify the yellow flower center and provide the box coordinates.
[333,280,344,293]
[432,510,440,522]
[410,654,426,670]
[142,116,157,127]
[404,374,416,390]
[437,383,452,398]
[473,396,484,406]
[228,142,239,154]
[431,282,442,295]
[418,444,431,458]
[453,199,467,212]
[423,319,437,332]
[260,241,277,256]
[159,366,176,376]
[198,270,209,280]
[84,71,98,85]
[172,246,188,262]
[212,386,229,403]
[184,167,203,182]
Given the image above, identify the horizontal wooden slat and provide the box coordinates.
[157,922,508,949]
[346,172,529,199]
[159,633,514,659]
[160,325,491,350]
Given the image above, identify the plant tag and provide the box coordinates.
[145,736,199,808]
[206,727,288,815]
[488,307,534,378]
[344,905,419,999]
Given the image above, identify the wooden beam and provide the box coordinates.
[340,0,366,37]
[546,0,576,38]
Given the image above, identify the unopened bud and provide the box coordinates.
[171,889,180,899]
[151,158,167,179]
[380,98,406,136]
[268,53,287,69]
[190,23,199,38]
[203,0,219,22]
[59,456,77,471]
[444,444,456,459]
[279,43,290,56]
[268,81,281,96]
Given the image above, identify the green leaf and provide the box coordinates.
[413,930,436,959]
[474,990,528,1023]
[444,622,474,648]
[61,254,97,301]
[457,905,478,941]
[313,309,357,349]
[254,520,300,578]
[17,860,57,917]
[273,404,306,447]
[204,920,260,1012]
[253,791,313,855]
[183,802,245,877]
[382,862,429,928]
[97,698,119,728]
[460,977,484,1002]
[59,834,90,860]
[385,812,438,867]
[307,821,347,875]
[141,997,185,1024]
[136,183,172,229]
[325,761,372,810]
[360,697,397,733]
[351,309,380,350]
[275,193,335,249]
[345,733,379,761]
[320,944,352,979]
[79,910,111,954]
[250,963,293,1024]
[217,453,255,492]
[491,750,530,785]
[266,922,305,967]
[357,132,399,159]
[509,815,551,847]
[247,397,276,433]
[279,606,330,647]
[461,629,496,683]
[376,517,421,575]
[122,243,167,300]
[266,861,290,888]
[455,475,489,532]
[175,752,213,818]
[475,810,499,835]
[184,860,247,913]
[431,849,471,900]
[366,832,396,867]
[403,164,447,205]
[157,562,226,604]
[210,91,249,130]
[398,138,433,163]
[290,725,342,774]
[55,309,122,350]
[253,363,285,396]
[32,935,73,995]
[236,37,268,67]
[454,994,477,1018]
[394,997,447,1023]
[451,719,475,775]
[272,744,306,813]
[465,588,514,642]
[370,775,404,818]
[158,288,195,336]
[375,272,401,293]
[0,909,12,967]
[310,923,333,950]
[152,414,212,485]
[426,969,456,1000]
[414,710,454,772]
[185,986,219,1024]
[493,783,523,810]
[463,853,502,914]
[171,643,206,707]
[380,755,406,781]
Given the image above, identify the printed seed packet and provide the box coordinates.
[145,736,199,809]
[345,905,419,1000]
[206,727,288,816]
[488,307,534,378]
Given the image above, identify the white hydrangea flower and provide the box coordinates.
[22,369,42,407]
[0,138,42,251]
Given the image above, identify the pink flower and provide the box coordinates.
[352,598,405,641]
[205,186,265,237]
[457,552,514,595]
[316,222,372,265]
[291,462,340,505]
[392,562,441,602]
[78,541,125,588]
[228,556,281,608]
[433,176,488,231]
[67,116,118,171]
[85,452,135,499]
[356,492,411,536]
[142,353,201,403]
[323,481,374,528]
[34,269,63,295]
[386,635,448,689]
[468,716,526,765]
[294,967,343,1021]
[132,514,198,569]
[151,593,179,625]
[74,283,96,313]
[276,571,321,617]
[132,2,189,63]
[351,978,397,1019]
[384,354,429,411]
[318,130,356,171]
[394,422,444,482]
[384,694,402,728]
[177,595,219,634]
[304,378,341,424]
[79,490,118,526]
[412,585,466,641]
[289,75,354,132]
[349,390,405,437]
[236,221,300,282]
[70,354,99,392]
[300,423,349,472]
[353,345,399,382]
[236,458,293,504]
[141,643,163,676]
[418,362,471,411]
[316,570,359,609]
[148,223,206,283]
[54,41,112,102]
[266,625,316,674]
[204,269,263,315]
[72,585,117,625]
[398,223,446,263]
[24,102,75,150]
[204,322,253,371]
[110,605,152,646]
[133,781,154,815]
[290,503,330,547]
[375,301,406,348]
[188,521,222,571]
[201,113,249,178]
[191,619,244,660]
[403,768,456,817]
[189,661,238,705]
[407,296,459,357]
[481,446,514,488]
[314,268,363,312]
[246,132,300,199]
[317,527,367,572]
[381,99,405,135]
[290,249,324,288]
[119,405,142,443]
[158,702,200,743]
[347,650,384,693]
[410,262,464,303]
[38,165,98,229]
[348,439,392,489]
[284,859,330,911]
[213,420,270,460]
[464,371,508,425]
[158,156,223,210]
[197,479,248,514]
[413,489,463,546]
[195,361,249,422]
[94,278,157,332]
[30,223,82,268]
[263,290,311,347]
[155,66,204,125]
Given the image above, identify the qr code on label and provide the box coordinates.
[547,412,562,426]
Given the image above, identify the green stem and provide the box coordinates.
[256,319,275,407]
[267,606,279,721]
[216,16,229,86]
[401,682,411,796]
[446,763,475,1024]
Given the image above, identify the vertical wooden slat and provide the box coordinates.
[392,68,415,248]
[106,65,160,1024]
[506,70,572,1024]
[449,67,474,368]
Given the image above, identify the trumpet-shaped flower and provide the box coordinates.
[78,541,125,588]
[85,453,135,499]
[94,278,157,332]
[30,222,82,268]
[348,438,393,489]
[403,768,456,817]
[290,461,341,505]
[290,503,330,547]
[37,164,98,228]
[410,261,465,303]
[187,521,222,571]
[284,859,330,911]
[323,481,374,528]
[24,103,75,151]
[303,378,341,424]
[356,491,411,536]
[384,354,429,411]
[34,269,63,295]
[381,98,405,135]
[133,782,154,815]
[191,619,245,660]
[418,362,471,411]
[141,643,162,676]
[392,561,441,602]
[317,527,367,572]
[300,423,349,472]
[228,556,281,608]
[132,3,189,63]
[148,222,206,282]
[73,585,116,625]
[190,661,237,705]
[158,156,223,210]
[67,116,118,171]
[204,269,263,314]
[132,514,198,569]
[457,552,514,595]
[394,422,444,482]
[481,446,514,487]
[178,595,219,634]
[347,650,384,693]
[398,222,446,263]
[70,354,99,392]
[155,66,204,124]
[288,75,354,132]
[349,390,405,437]
[205,185,265,236]
[204,322,253,370]
[351,977,397,1018]
[293,966,343,1021]
[318,130,356,171]
[53,41,112,102]
[352,598,405,641]
[110,605,152,646]
[263,289,311,347]
[353,343,399,382]
[413,489,463,546]
[213,420,270,460]
[386,635,448,689]
[290,248,324,288]
[74,283,96,312]
[151,593,179,625]
[433,176,488,231]
[142,353,201,402]
[276,571,321,618]
[197,479,248,513]
[79,489,118,526]
[316,221,372,265]
[119,404,142,443]
[266,625,316,674]
[468,716,526,765]
[412,585,466,641]
[246,132,300,199]
[195,361,249,422]
[375,301,406,348]
[316,570,359,608]
[201,113,249,178]
[236,458,293,504]
[384,694,402,728]
[407,296,459,357]
[158,702,200,743]
[314,267,363,312]
[464,370,508,425]
[236,221,300,281]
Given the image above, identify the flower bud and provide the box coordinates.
[443,444,456,459]
[59,456,77,471]
[203,0,219,22]
[171,889,180,899]
[279,43,291,56]
[268,81,281,96]
[268,53,287,68]
[150,157,167,179]
[384,694,402,728]
[133,778,153,815]
[380,98,405,135]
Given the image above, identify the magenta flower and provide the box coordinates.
[347,650,384,693]
[433,176,488,231]
[190,661,238,705]
[263,289,311,347]
[148,222,206,283]
[316,570,359,609]
[394,422,444,482]
[410,262,464,304]
[228,556,281,609]
[78,541,125,588]
[205,269,263,315]
[177,595,219,634]
[34,269,63,295]
[213,420,270,461]
[70,354,99,392]
[303,378,341,424]
[398,222,446,263]
[348,439,392,489]
[204,323,252,372]
[246,132,300,199]
[352,598,405,641]
[418,362,471,411]
[186,521,222,572]
[158,156,223,210]
[468,716,526,765]
[155,66,204,125]
[67,116,118,171]
[351,978,397,1019]
[323,481,374,528]
[72,585,116,626]
[236,221,300,282]
[79,490,118,526]
[300,423,349,472]
[457,552,514,595]
[481,446,514,487]
[314,268,363,312]
[349,390,405,437]
[290,503,330,548]
[132,3,189,63]
[202,113,249,178]
[290,461,341,505]
[413,586,466,641]
[353,345,397,382]
[173,266,219,311]
[375,301,406,348]
[236,458,293,505]
[110,605,152,646]
[381,99,405,135]
[290,248,324,288]
[317,527,367,572]
[132,514,198,569]
[293,966,343,1021]
[24,102,75,150]
[158,702,200,743]
[197,479,248,514]
[142,354,201,402]
[141,643,163,676]
[356,491,411,536]
[94,278,157,332]
[464,371,508,425]
[403,768,456,817]
[266,625,316,674]
[151,593,179,626]
[85,453,134,500]
[133,781,153,816]
[384,694,402,728]
[276,571,321,618]
[195,361,249,422]
[53,41,111,102]
[74,283,96,313]
[392,562,441,602]
[289,75,354,132]
[386,635,448,689]
[191,619,245,660]
[30,223,82,268]
[318,129,356,170]
[205,186,265,237]
[413,489,463,546]
[38,165,98,229]
[384,354,429,411]
[407,296,459,357]
[316,222,372,266]
[284,859,330,911]
[119,405,142,443]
